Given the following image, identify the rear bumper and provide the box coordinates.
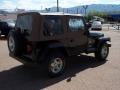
[9,53,35,64]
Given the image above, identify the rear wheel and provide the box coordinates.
[47,51,66,77]
[0,30,1,37]
[95,43,109,61]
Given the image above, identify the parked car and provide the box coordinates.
[0,19,15,37]
[7,12,111,77]
[91,21,102,30]
[91,16,105,24]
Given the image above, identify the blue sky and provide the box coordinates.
[0,0,120,10]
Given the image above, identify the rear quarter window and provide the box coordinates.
[16,15,32,34]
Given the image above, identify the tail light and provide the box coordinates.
[26,44,32,53]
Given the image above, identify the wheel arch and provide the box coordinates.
[37,42,69,63]
[96,37,111,50]
[47,42,69,56]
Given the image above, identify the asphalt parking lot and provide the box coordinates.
[0,26,120,90]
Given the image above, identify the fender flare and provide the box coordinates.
[38,42,68,63]
[96,37,111,51]
[47,42,68,56]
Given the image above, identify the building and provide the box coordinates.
[108,12,120,22]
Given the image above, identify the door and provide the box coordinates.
[66,16,88,49]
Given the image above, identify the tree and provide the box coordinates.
[85,11,107,21]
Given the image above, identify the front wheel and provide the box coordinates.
[95,43,109,61]
[47,51,66,77]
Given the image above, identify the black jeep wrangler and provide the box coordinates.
[0,20,15,37]
[7,12,111,77]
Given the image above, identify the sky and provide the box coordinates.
[0,0,120,10]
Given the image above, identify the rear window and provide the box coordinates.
[16,15,32,34]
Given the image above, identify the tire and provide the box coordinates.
[47,51,66,77]
[95,43,109,61]
[0,30,1,35]
[7,30,24,56]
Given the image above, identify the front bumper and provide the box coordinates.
[107,42,111,47]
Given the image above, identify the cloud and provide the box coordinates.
[111,1,120,4]
[0,0,16,9]
[60,0,100,7]
[0,0,100,10]
[0,0,119,10]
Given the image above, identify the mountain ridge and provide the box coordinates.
[49,4,120,14]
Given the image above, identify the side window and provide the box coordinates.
[43,16,63,36]
[68,18,85,31]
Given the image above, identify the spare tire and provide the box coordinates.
[7,30,24,56]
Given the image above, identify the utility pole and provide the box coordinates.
[57,0,59,12]
[41,6,43,10]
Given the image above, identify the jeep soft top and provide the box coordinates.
[15,12,83,41]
